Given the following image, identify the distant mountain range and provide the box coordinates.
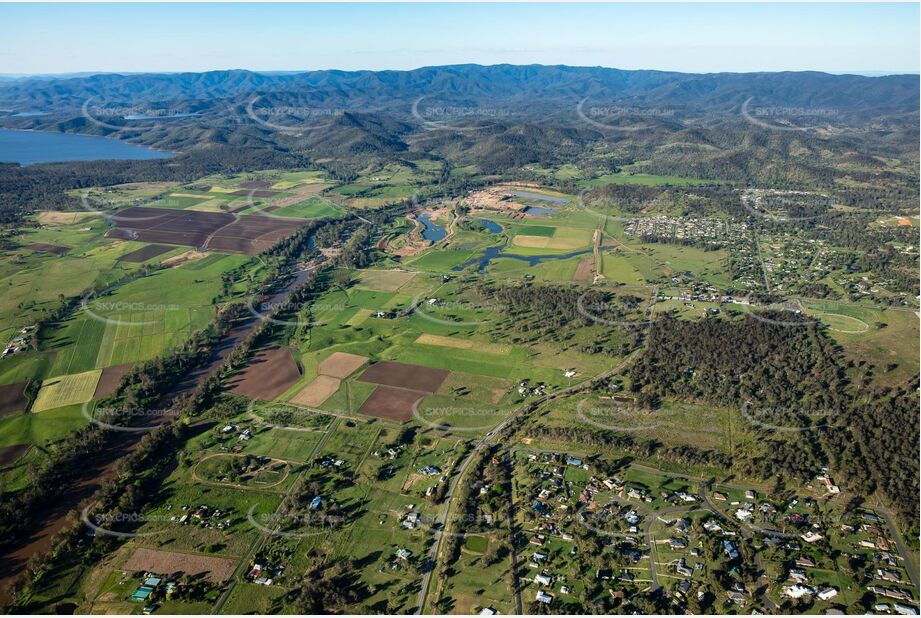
[0,65,917,116]
[0,65,916,187]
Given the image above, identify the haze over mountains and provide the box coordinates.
[1,65,917,115]
[0,64,917,198]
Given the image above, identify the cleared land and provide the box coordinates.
[36,211,99,226]
[108,207,233,247]
[122,548,235,582]
[357,361,449,393]
[290,375,341,407]
[116,244,173,263]
[25,243,70,256]
[317,352,369,379]
[357,386,423,421]
[92,363,133,399]
[0,382,27,417]
[0,444,29,467]
[205,214,305,255]
[573,257,594,281]
[227,346,301,400]
[32,369,102,412]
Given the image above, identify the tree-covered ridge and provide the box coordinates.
[629,313,920,527]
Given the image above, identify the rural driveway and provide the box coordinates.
[415,350,641,613]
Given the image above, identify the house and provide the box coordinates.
[782,584,815,599]
[745,489,757,500]
[870,587,914,602]
[712,492,728,501]
[564,370,577,378]
[894,604,919,615]
[795,556,816,568]
[535,591,553,604]
[479,608,496,616]
[676,562,693,577]
[309,496,323,511]
[877,569,902,583]
[566,456,583,467]
[801,531,824,543]
[788,569,808,583]
[531,551,548,563]
[668,537,688,550]
[395,548,412,561]
[534,573,552,586]
[703,521,723,533]
[723,540,739,560]
[727,591,747,605]
[402,512,420,529]
[677,579,692,597]
[817,587,838,601]
[560,585,570,594]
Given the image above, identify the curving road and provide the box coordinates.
[414,351,641,614]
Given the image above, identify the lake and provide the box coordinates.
[418,212,447,242]
[452,243,610,272]
[478,218,502,233]
[0,128,173,165]
[522,205,558,217]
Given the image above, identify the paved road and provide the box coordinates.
[415,351,641,613]
[876,507,919,590]
[644,504,695,590]
[698,484,778,611]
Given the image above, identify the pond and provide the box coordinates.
[452,243,607,272]
[522,206,559,217]
[478,218,502,233]
[418,212,447,242]
[507,190,570,205]
[0,128,173,165]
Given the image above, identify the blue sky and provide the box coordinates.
[0,3,918,75]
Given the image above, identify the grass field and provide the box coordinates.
[32,369,102,412]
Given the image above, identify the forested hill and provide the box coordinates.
[0,65,917,117]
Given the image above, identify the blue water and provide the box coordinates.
[0,128,173,165]
[507,190,569,205]
[522,206,559,217]
[478,218,502,233]
[418,212,447,242]
[452,243,607,272]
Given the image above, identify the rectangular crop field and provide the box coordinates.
[33,369,102,412]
